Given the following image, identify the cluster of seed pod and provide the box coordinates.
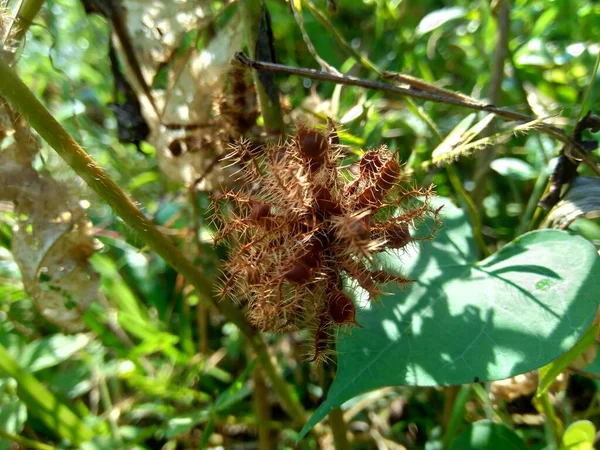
[212,124,438,361]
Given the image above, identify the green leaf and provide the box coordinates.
[450,420,528,450]
[165,359,257,438]
[299,198,599,439]
[0,344,94,443]
[490,158,536,181]
[20,334,90,372]
[560,420,595,450]
[416,7,467,36]
[537,324,598,397]
[0,397,27,450]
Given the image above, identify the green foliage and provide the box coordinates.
[450,420,529,450]
[1,0,600,448]
[300,198,599,437]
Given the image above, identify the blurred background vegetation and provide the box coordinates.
[1,0,599,448]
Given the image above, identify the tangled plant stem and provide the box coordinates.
[213,125,439,360]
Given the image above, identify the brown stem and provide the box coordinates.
[234,53,577,148]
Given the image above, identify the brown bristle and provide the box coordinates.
[327,118,340,146]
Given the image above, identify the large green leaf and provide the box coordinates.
[299,198,600,439]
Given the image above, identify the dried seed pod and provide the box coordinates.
[356,185,385,209]
[378,160,400,192]
[250,202,271,221]
[360,151,384,176]
[297,127,328,163]
[328,289,357,325]
[384,222,411,249]
[314,185,343,218]
[283,261,313,285]
[214,123,439,361]
[336,216,370,242]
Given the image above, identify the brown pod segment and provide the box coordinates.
[360,151,385,176]
[328,289,358,325]
[314,185,343,218]
[283,261,313,285]
[356,185,385,209]
[297,127,329,163]
[250,202,271,221]
[385,222,411,249]
[377,160,400,192]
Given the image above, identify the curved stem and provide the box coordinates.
[0,56,306,428]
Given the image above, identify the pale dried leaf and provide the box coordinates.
[0,107,99,331]
[150,14,244,187]
[122,0,210,85]
[541,177,600,229]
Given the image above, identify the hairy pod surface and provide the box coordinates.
[213,124,439,361]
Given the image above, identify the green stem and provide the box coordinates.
[442,385,471,450]
[446,166,489,257]
[9,0,44,44]
[328,407,350,449]
[252,364,275,450]
[0,428,57,450]
[472,0,510,205]
[540,391,562,447]
[0,57,307,428]
[239,0,283,135]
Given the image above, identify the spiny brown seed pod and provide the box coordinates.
[381,222,411,249]
[297,126,329,167]
[213,124,439,361]
[328,289,358,325]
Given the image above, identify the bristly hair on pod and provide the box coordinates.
[212,122,440,362]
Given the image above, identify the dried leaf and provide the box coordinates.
[541,177,600,229]
[0,106,99,331]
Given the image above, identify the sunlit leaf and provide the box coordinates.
[299,198,599,438]
[560,420,595,450]
[490,157,536,181]
[416,7,467,36]
[19,334,90,372]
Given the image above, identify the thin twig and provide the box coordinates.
[569,366,600,381]
[290,0,341,75]
[234,53,600,177]
[234,53,566,143]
